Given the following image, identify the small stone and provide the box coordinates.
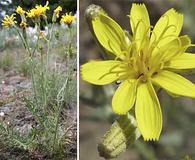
[9,76,25,85]
[0,112,5,117]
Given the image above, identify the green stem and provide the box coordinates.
[40,49,47,113]
[14,26,31,56]
[52,77,69,153]
[32,36,40,56]
[51,59,76,153]
[46,23,55,68]
[68,26,72,58]
[29,58,39,105]
[14,26,38,104]
[42,22,55,112]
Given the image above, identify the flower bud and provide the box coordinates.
[98,113,141,159]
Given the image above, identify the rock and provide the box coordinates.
[16,81,31,90]
[0,102,15,114]
[17,124,33,134]
[0,85,15,95]
[8,76,26,85]
[4,70,16,77]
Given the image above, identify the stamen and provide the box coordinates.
[137,26,151,53]
[108,40,118,54]
[124,45,132,61]
[150,34,180,58]
[153,24,177,46]
[186,44,195,48]
[128,15,136,33]
[98,63,127,80]
[107,38,127,61]
[133,20,151,54]
[133,20,142,41]
[128,41,138,58]
[150,13,177,52]
[158,34,178,43]
[114,56,120,61]
[98,70,126,80]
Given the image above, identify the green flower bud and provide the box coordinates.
[98,113,141,159]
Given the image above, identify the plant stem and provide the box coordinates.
[52,76,69,153]
[14,27,31,56]
[68,26,72,58]
[41,23,55,113]
[46,23,55,69]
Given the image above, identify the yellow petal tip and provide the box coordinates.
[143,136,159,141]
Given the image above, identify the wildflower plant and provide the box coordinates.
[60,12,76,58]
[82,3,195,158]
[1,2,76,158]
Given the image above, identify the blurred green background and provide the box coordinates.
[80,0,195,159]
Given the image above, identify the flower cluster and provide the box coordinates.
[27,1,49,18]
[1,2,75,29]
[81,4,195,141]
[16,6,27,29]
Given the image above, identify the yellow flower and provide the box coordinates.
[27,1,49,18]
[81,4,195,141]
[1,14,17,28]
[60,12,75,25]
[54,6,62,18]
[16,6,25,15]
[20,21,27,29]
[26,8,36,18]
[35,1,49,15]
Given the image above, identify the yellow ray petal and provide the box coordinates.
[152,70,195,98]
[112,80,137,115]
[164,53,195,69]
[135,81,162,141]
[130,3,150,50]
[81,60,127,85]
[152,35,191,63]
[150,9,183,49]
[92,13,127,59]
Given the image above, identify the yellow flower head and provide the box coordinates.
[60,12,75,25]
[26,8,36,18]
[16,6,25,15]
[81,4,195,141]
[1,14,17,28]
[35,1,49,15]
[20,21,27,29]
[54,6,62,18]
[27,1,49,18]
